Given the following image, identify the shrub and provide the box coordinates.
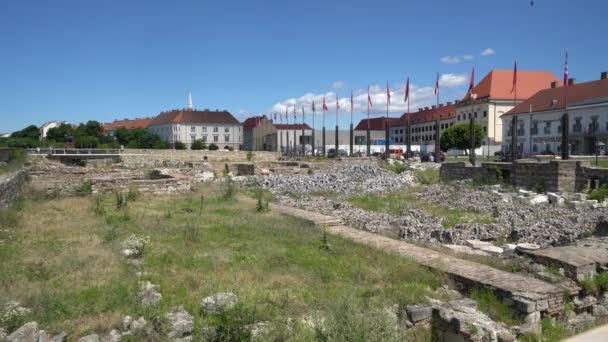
[589,185,608,202]
[174,141,186,150]
[191,139,207,150]
[102,225,121,244]
[113,188,128,209]
[246,151,254,161]
[209,143,219,151]
[76,180,92,195]
[253,187,270,213]
[93,195,105,216]
[415,169,440,185]
[485,164,502,183]
[223,164,230,177]
[183,222,200,242]
[579,277,598,295]
[122,234,150,257]
[206,303,256,342]
[127,186,140,201]
[596,272,608,292]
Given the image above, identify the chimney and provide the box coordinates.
[447,101,452,105]
[568,78,576,85]
[551,81,559,88]
[418,108,424,112]
[455,100,460,104]
[431,105,436,109]
[601,72,608,80]
[439,104,444,107]
[424,106,429,110]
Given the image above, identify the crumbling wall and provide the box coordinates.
[0,170,27,208]
[120,150,279,168]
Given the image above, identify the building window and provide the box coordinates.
[474,112,478,118]
[191,126,195,132]
[203,127,207,132]
[573,118,582,133]
[531,121,538,135]
[190,134,196,141]
[213,135,219,142]
[224,135,230,142]
[213,127,219,133]
[544,122,551,135]
[225,127,230,133]
[517,121,525,136]
[557,144,561,152]
[591,117,599,133]
[532,144,538,153]
[483,126,487,134]
[457,115,460,121]
[483,111,487,118]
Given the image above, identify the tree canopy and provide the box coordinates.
[440,122,485,154]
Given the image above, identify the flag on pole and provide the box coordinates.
[302,105,305,118]
[511,61,518,94]
[312,100,316,113]
[367,87,372,107]
[323,96,328,111]
[293,105,297,119]
[564,50,569,109]
[468,67,475,94]
[434,73,439,96]
[404,77,410,102]
[350,91,354,113]
[386,81,391,105]
[274,112,276,121]
[280,111,283,123]
[336,95,340,110]
[285,107,288,122]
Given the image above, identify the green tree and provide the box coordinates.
[208,143,219,151]
[174,141,186,150]
[11,125,40,140]
[191,139,206,150]
[440,122,484,155]
[46,124,74,142]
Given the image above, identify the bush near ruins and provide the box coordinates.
[191,138,207,150]
[440,122,484,155]
[246,151,254,161]
[209,143,219,151]
[174,141,187,150]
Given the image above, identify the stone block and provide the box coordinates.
[481,246,504,255]
[528,194,549,205]
[406,304,432,323]
[513,297,536,313]
[465,239,493,250]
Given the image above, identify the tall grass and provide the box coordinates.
[470,288,518,326]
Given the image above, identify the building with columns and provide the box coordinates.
[501,72,608,156]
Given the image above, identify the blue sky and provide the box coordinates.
[1,0,607,132]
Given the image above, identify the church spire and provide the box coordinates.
[188,91,193,110]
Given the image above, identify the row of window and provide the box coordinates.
[188,135,233,143]
[190,126,232,133]
[508,116,607,136]
[457,111,487,121]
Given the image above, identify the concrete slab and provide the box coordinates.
[521,246,608,281]
[465,239,493,250]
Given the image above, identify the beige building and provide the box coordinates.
[455,69,561,145]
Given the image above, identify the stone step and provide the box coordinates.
[269,202,566,315]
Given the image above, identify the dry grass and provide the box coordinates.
[0,185,441,339]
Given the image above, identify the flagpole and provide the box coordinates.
[349,91,353,157]
[385,81,390,160]
[512,62,518,162]
[367,87,371,157]
[407,94,411,160]
[562,49,570,160]
[301,106,305,157]
[312,102,316,156]
[335,94,339,158]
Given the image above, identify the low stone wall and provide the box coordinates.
[120,150,279,168]
[440,160,600,192]
[0,170,27,208]
[91,178,194,195]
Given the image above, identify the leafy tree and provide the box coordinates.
[208,143,219,151]
[11,125,40,140]
[46,124,74,142]
[440,122,484,155]
[174,141,186,150]
[75,135,99,148]
[191,139,207,150]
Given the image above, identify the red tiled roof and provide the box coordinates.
[462,69,561,101]
[103,118,152,131]
[503,78,608,117]
[149,109,240,126]
[274,123,312,130]
[396,103,456,126]
[354,117,400,131]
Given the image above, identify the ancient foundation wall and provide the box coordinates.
[440,160,599,192]
[0,170,27,208]
[120,150,280,168]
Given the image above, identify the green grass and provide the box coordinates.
[470,288,519,326]
[348,189,493,228]
[589,185,608,202]
[0,186,441,339]
[0,149,27,175]
[520,318,569,342]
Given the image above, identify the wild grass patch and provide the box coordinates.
[470,288,519,326]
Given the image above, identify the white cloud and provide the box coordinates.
[463,55,474,60]
[480,48,496,56]
[440,56,460,64]
[440,74,467,87]
[332,80,345,89]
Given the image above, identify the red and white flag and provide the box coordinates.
[386,81,391,105]
[468,67,475,94]
[367,87,373,107]
[323,96,328,111]
[434,73,439,96]
[404,77,410,102]
[336,95,340,111]
[511,61,518,94]
[564,50,569,109]
[350,91,354,113]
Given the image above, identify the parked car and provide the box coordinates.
[327,148,347,158]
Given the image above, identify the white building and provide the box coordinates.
[148,95,242,150]
[39,121,65,140]
[501,72,608,156]
[390,102,457,150]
